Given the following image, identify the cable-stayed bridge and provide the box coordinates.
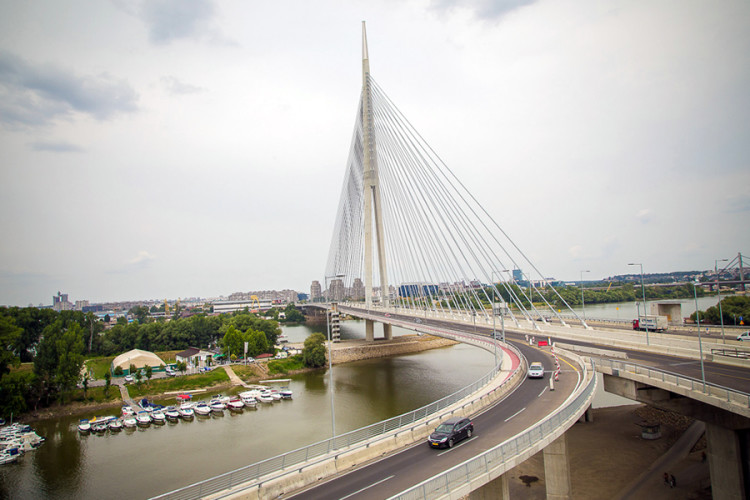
[154,23,750,500]
[325,24,586,336]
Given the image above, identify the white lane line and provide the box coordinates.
[436,436,477,456]
[538,387,547,398]
[338,475,395,500]
[505,407,526,422]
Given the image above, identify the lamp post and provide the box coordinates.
[716,258,728,344]
[491,270,510,368]
[324,273,345,439]
[692,279,707,390]
[580,270,590,320]
[628,263,650,346]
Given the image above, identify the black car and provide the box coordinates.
[427,417,474,449]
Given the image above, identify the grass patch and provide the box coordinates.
[84,356,115,379]
[231,364,265,382]
[64,385,121,405]
[267,355,305,375]
[125,369,230,398]
[10,362,33,374]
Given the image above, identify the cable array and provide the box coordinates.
[326,76,585,328]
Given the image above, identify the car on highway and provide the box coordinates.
[527,362,545,378]
[427,417,473,449]
[736,331,750,342]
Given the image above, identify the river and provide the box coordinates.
[0,321,495,500]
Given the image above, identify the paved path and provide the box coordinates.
[223,365,252,388]
[614,420,708,499]
[118,384,137,409]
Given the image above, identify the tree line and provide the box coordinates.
[0,304,306,418]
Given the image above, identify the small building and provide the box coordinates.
[175,347,215,369]
[111,349,166,376]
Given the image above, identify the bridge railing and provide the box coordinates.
[596,358,750,409]
[389,354,596,500]
[151,337,521,500]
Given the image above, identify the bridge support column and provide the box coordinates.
[468,472,509,500]
[543,432,572,500]
[383,323,392,340]
[366,319,374,342]
[706,423,747,500]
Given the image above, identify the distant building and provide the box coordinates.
[175,347,214,369]
[329,279,345,301]
[53,291,73,312]
[310,280,322,302]
[512,269,523,282]
[74,300,89,311]
[351,278,365,300]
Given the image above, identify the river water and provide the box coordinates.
[567,294,733,322]
[0,321,495,500]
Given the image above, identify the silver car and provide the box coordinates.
[527,362,545,378]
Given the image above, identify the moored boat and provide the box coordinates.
[151,411,166,424]
[194,403,211,416]
[280,389,293,399]
[122,416,137,428]
[177,404,195,419]
[136,412,152,427]
[164,407,180,421]
[209,401,226,412]
[227,397,244,411]
[77,419,91,433]
[108,419,123,432]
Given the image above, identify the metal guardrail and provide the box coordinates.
[596,358,750,408]
[711,347,750,360]
[388,358,597,500]
[151,336,520,500]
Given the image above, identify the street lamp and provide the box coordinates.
[692,279,707,390]
[715,258,729,344]
[628,263,650,346]
[580,270,590,320]
[491,270,510,368]
[324,273,345,440]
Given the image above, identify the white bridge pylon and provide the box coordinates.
[325,22,588,335]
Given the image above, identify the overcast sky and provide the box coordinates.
[1,0,748,306]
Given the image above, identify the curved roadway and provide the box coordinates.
[286,334,582,500]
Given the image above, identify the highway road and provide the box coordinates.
[347,307,750,395]
[286,337,582,500]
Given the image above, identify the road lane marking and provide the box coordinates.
[338,475,394,500]
[538,387,547,398]
[505,407,526,422]
[436,436,477,456]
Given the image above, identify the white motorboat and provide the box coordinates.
[77,419,91,433]
[277,334,289,343]
[151,411,166,424]
[212,394,230,404]
[194,403,211,416]
[227,398,244,411]
[108,419,123,432]
[136,412,152,427]
[121,405,135,416]
[122,416,137,428]
[257,391,274,404]
[239,391,258,407]
[92,423,108,434]
[178,404,195,419]
[164,407,180,421]
[280,390,293,399]
[0,447,20,465]
[209,401,226,412]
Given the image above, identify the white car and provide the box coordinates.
[736,331,750,342]
[124,375,134,383]
[527,362,545,378]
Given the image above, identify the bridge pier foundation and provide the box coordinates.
[706,423,747,500]
[468,472,509,500]
[366,319,374,341]
[543,432,573,500]
[383,323,392,340]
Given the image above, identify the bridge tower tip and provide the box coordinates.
[362,21,369,61]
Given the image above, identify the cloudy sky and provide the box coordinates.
[1,0,748,306]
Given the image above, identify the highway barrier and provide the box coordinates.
[388,352,596,500]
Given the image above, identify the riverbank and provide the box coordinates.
[19,334,454,423]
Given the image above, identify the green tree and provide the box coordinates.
[116,316,127,326]
[0,315,22,377]
[55,325,85,404]
[302,333,327,368]
[104,314,111,323]
[104,371,111,397]
[145,365,153,381]
[129,305,151,324]
[113,365,123,376]
[176,361,187,374]
[221,325,244,359]
[135,369,142,384]
[283,303,305,323]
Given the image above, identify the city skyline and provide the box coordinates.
[1,1,749,306]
